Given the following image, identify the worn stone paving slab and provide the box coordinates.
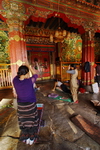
[0,108,20,150]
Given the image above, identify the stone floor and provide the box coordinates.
[0,81,100,150]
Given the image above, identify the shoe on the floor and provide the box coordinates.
[29,139,35,145]
[37,87,40,90]
[26,138,30,145]
[22,140,26,143]
[34,137,38,143]
[74,100,79,104]
[71,100,79,104]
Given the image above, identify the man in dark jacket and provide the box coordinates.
[96,64,100,89]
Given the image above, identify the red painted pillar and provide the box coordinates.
[7,18,27,80]
[90,40,95,84]
[81,32,95,85]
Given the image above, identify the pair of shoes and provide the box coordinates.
[26,138,35,145]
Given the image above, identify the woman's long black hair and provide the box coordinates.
[17,65,29,78]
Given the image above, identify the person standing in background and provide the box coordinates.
[66,64,79,103]
[13,61,39,145]
[96,63,100,91]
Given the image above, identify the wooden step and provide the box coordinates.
[71,114,100,145]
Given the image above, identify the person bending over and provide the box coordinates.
[52,79,71,94]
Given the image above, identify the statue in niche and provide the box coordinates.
[33,58,39,70]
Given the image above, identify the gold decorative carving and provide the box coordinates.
[91,62,94,66]
[91,79,94,82]
[9,35,25,42]
[2,0,25,14]
[1,0,28,22]
[27,6,52,18]
[67,14,100,34]
[67,15,83,26]
[0,21,8,30]
[91,43,94,47]
[7,18,25,33]
[14,35,20,42]
[9,37,14,41]
[86,43,94,47]
[25,26,53,44]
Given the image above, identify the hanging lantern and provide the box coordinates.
[54,27,68,43]
[50,26,68,43]
[49,0,68,43]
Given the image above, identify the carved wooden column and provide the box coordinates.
[7,18,27,79]
[81,31,95,85]
[1,1,29,79]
